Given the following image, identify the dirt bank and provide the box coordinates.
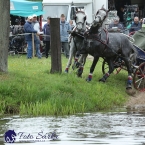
[126,92,145,112]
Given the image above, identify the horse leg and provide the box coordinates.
[86,56,99,82]
[123,58,133,89]
[72,49,87,70]
[65,52,74,73]
[99,58,114,82]
[77,54,88,77]
[72,56,80,70]
[65,41,74,73]
[82,53,88,66]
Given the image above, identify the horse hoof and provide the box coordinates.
[99,78,106,83]
[86,78,92,82]
[76,62,80,68]
[126,88,136,96]
[77,75,82,78]
[86,74,92,82]
[77,71,82,77]
[72,62,80,70]
[64,70,68,73]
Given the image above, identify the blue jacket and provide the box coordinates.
[129,22,141,33]
[60,21,71,42]
[24,21,37,41]
[43,23,51,41]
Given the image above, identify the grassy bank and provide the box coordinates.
[0,55,128,116]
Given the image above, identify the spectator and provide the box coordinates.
[43,16,51,58]
[69,20,75,30]
[24,16,39,59]
[60,14,71,58]
[129,17,141,33]
[32,14,42,58]
[108,17,124,33]
[117,7,124,24]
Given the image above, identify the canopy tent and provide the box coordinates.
[10,0,44,17]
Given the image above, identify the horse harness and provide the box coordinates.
[86,28,109,54]
[72,31,85,51]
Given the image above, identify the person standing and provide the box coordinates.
[24,16,39,59]
[69,20,75,30]
[32,14,42,58]
[43,16,51,58]
[117,7,124,24]
[60,14,71,58]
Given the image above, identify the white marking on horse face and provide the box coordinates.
[75,12,86,30]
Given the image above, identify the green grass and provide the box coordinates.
[0,55,128,116]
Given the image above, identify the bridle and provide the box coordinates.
[95,8,109,26]
[85,8,109,52]
[72,11,87,51]
[74,11,87,30]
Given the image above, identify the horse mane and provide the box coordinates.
[100,7,108,13]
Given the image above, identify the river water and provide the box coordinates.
[0,112,145,145]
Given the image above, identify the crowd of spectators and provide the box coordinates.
[23,14,72,59]
[11,11,144,59]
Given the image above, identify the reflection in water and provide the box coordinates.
[0,112,145,145]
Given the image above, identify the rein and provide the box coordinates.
[73,29,132,61]
[95,8,109,26]
[87,29,109,47]
[86,30,132,60]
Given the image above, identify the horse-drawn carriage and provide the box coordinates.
[66,6,145,93]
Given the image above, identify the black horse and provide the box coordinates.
[75,6,137,90]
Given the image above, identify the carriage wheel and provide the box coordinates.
[102,60,122,75]
[133,62,145,92]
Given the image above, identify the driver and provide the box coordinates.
[108,17,124,33]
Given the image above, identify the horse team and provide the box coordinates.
[65,5,138,93]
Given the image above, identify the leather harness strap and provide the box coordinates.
[87,29,109,47]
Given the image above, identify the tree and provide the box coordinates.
[0,0,10,72]
[50,18,62,73]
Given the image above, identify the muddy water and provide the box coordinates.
[0,112,145,145]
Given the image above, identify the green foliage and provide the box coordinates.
[0,55,128,116]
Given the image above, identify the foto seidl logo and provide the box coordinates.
[4,130,17,143]
[4,130,59,143]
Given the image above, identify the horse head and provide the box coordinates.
[74,9,86,32]
[92,5,110,28]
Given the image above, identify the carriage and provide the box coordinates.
[102,37,145,92]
